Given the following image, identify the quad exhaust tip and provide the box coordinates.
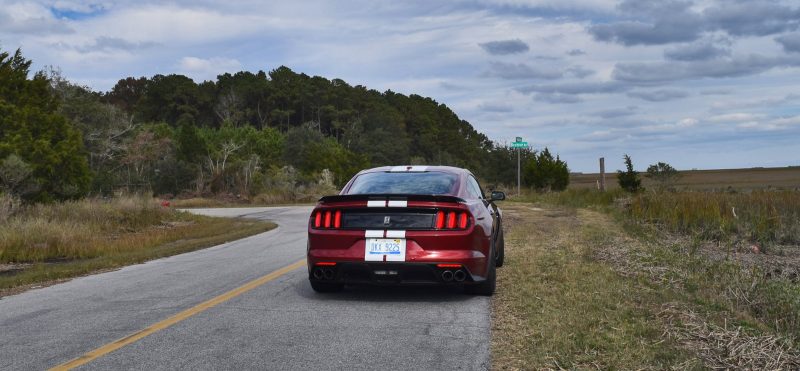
[323,268,335,280]
[453,270,466,282]
[441,270,454,282]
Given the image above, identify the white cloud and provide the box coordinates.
[2,0,798,171]
[178,57,241,81]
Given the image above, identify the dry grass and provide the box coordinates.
[660,303,800,370]
[493,202,800,369]
[492,204,690,369]
[0,197,275,294]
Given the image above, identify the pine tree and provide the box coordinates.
[617,154,642,192]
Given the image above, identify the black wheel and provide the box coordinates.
[310,280,344,293]
[495,225,505,268]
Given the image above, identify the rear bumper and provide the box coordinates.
[307,227,492,278]
[307,261,487,285]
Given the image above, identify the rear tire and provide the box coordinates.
[495,226,505,268]
[466,254,496,296]
[310,280,344,293]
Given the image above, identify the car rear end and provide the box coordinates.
[307,169,491,288]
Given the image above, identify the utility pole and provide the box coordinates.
[599,157,606,191]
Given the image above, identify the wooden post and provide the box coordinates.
[599,157,606,191]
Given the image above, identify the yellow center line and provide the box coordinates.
[50,259,306,371]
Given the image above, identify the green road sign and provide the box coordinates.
[511,141,528,148]
[515,136,522,142]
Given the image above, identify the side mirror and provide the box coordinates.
[490,191,506,201]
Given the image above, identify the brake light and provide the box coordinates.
[435,211,445,229]
[436,210,470,230]
[437,264,462,268]
[313,209,344,229]
[446,212,456,229]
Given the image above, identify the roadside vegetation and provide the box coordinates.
[496,185,800,369]
[0,196,275,295]
[494,202,799,369]
[1,47,561,206]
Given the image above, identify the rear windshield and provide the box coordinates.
[347,171,458,195]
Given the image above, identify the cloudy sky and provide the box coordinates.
[2,0,799,172]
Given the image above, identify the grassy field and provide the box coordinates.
[0,197,275,296]
[493,202,800,369]
[570,166,800,190]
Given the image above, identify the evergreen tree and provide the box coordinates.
[617,154,642,192]
[523,147,569,191]
[0,48,91,201]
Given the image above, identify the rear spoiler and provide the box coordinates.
[318,194,466,204]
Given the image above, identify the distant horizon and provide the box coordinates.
[3,0,799,172]
[570,164,800,174]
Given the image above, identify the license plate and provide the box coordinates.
[365,238,406,262]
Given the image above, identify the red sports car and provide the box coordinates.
[306,166,505,295]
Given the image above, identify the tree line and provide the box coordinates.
[0,47,569,202]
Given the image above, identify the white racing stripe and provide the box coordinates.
[365,230,384,238]
[385,230,406,238]
[367,200,387,207]
[387,200,407,207]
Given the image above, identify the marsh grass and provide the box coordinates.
[514,188,800,245]
[629,190,800,245]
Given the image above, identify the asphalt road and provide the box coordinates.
[0,206,491,370]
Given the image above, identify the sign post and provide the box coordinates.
[510,138,528,197]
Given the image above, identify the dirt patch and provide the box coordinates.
[0,263,32,276]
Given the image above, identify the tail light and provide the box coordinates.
[312,209,344,229]
[436,210,471,230]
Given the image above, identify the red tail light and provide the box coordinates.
[435,211,445,229]
[313,209,344,229]
[446,212,456,229]
[436,210,470,230]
